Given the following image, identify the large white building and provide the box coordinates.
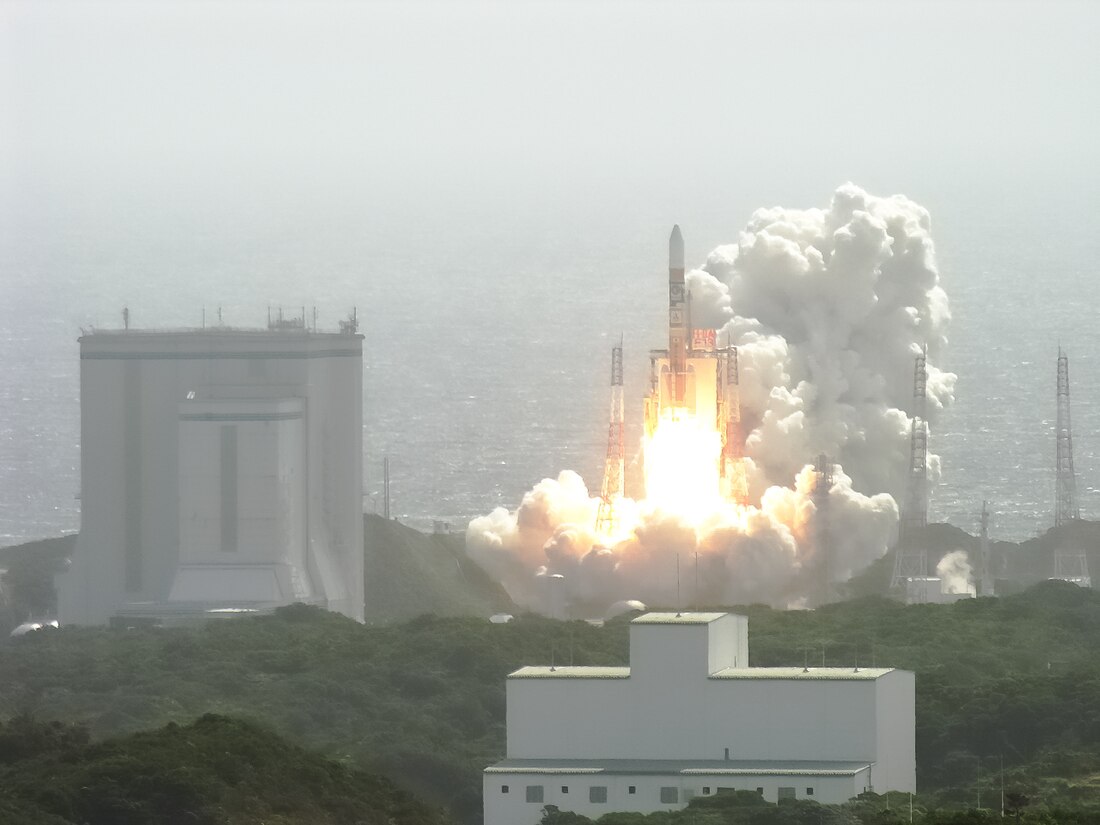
[484,612,914,824]
[58,323,364,625]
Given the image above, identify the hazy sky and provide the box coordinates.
[3,0,1098,220]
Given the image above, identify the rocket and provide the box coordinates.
[668,224,687,407]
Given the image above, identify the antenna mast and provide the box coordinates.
[1055,347,1080,528]
[595,337,625,536]
[891,349,930,590]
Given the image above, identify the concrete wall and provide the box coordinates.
[483,770,867,825]
[507,673,880,762]
[874,670,916,793]
[59,330,364,624]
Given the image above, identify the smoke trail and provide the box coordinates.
[936,549,975,595]
[467,184,955,611]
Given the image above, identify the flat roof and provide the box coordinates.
[509,666,630,680]
[486,758,873,777]
[510,665,895,680]
[630,612,729,625]
[710,667,894,681]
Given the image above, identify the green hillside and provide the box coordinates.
[0,713,452,825]
[3,586,1100,822]
[364,514,515,622]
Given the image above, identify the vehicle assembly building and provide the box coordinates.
[483,612,914,824]
[58,315,364,625]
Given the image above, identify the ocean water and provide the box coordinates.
[2,174,1099,547]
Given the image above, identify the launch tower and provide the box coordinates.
[812,453,834,604]
[718,345,748,504]
[595,339,625,535]
[890,350,930,589]
[977,501,994,597]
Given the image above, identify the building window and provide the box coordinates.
[590,786,607,803]
[660,787,678,804]
[628,786,636,795]
[526,785,544,803]
[806,787,814,796]
[703,787,711,795]
[501,785,509,794]
[561,786,569,794]
[778,787,796,801]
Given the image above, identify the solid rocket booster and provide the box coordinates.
[668,224,687,406]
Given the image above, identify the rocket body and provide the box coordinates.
[668,225,687,407]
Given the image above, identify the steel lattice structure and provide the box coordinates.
[891,350,929,589]
[595,338,625,536]
[1055,348,1080,529]
[718,345,748,505]
[813,453,835,604]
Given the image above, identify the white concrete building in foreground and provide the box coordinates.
[59,322,364,625]
[484,612,914,824]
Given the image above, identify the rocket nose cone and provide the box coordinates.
[669,225,685,270]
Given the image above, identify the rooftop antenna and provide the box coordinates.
[202,306,206,329]
[694,551,699,608]
[217,306,223,326]
[675,553,682,616]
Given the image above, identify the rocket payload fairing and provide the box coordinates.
[668,225,688,407]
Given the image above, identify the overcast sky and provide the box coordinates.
[3,0,1098,218]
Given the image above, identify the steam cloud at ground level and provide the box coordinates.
[467,184,955,612]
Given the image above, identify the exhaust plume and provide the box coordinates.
[468,184,955,611]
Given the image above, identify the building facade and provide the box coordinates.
[59,325,364,624]
[484,612,914,824]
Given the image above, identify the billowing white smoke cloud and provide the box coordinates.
[936,549,975,595]
[698,182,955,502]
[467,184,955,612]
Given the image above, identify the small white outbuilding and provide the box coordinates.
[483,612,914,824]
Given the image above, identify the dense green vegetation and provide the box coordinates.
[0,713,452,824]
[2,583,1100,822]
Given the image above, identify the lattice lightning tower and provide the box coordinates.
[891,349,930,589]
[1055,347,1080,528]
[718,345,748,505]
[595,338,625,536]
[978,500,994,597]
[813,453,835,604]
